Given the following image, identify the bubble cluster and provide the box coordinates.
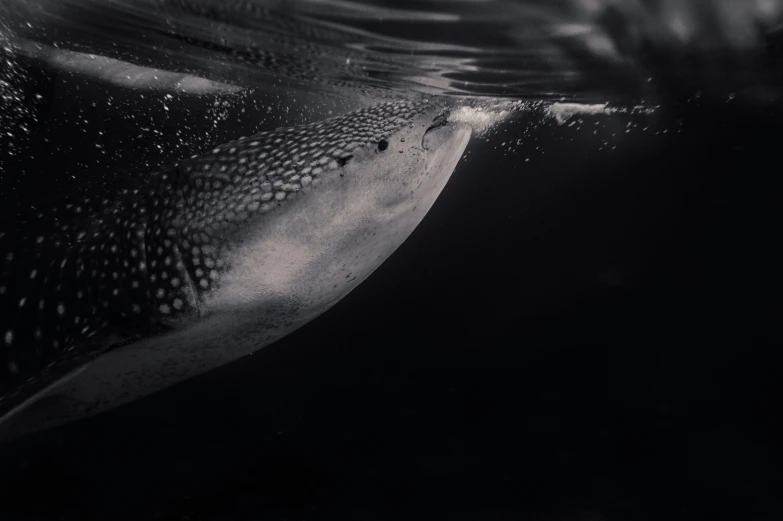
[0,34,38,172]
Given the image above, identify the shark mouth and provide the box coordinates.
[421,111,450,150]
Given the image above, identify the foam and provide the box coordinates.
[546,102,612,125]
[450,105,511,135]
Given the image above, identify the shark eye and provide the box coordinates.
[377,139,388,152]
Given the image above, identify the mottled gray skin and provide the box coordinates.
[0,98,471,441]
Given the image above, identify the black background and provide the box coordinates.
[1,62,782,520]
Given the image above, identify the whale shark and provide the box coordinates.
[0,98,472,442]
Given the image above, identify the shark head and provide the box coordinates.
[0,98,473,442]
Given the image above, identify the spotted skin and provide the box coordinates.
[0,98,439,416]
[0,170,181,401]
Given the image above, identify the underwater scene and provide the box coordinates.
[0,1,782,520]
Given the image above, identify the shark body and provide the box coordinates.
[0,98,472,441]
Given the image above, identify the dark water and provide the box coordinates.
[1,1,782,520]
